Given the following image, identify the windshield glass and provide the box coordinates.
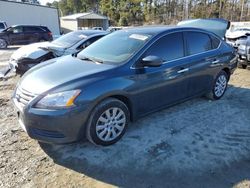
[52,32,87,48]
[78,31,152,64]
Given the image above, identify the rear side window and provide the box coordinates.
[145,32,184,61]
[211,35,220,49]
[24,27,44,32]
[185,31,212,55]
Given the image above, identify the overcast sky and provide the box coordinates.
[39,0,56,5]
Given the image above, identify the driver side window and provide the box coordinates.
[144,32,184,62]
[9,26,23,34]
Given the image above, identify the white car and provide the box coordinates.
[226,28,250,47]
[9,30,108,74]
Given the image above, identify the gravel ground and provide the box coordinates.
[0,48,250,188]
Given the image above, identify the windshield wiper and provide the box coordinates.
[79,56,104,64]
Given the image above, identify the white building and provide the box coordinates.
[0,0,60,35]
[60,12,109,33]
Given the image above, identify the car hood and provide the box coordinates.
[19,55,114,94]
[177,18,230,39]
[11,42,65,61]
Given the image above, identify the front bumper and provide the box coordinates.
[9,59,36,73]
[12,97,91,144]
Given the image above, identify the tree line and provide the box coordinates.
[46,0,250,26]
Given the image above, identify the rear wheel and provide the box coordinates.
[86,98,130,146]
[206,70,228,100]
[0,39,7,49]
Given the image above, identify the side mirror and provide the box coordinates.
[142,55,163,67]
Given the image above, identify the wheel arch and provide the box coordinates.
[89,93,134,122]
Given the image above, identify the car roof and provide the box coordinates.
[70,30,108,36]
[11,25,48,28]
[119,26,213,36]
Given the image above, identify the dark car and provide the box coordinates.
[0,21,7,32]
[9,30,108,74]
[0,25,53,49]
[12,22,237,146]
[237,36,250,69]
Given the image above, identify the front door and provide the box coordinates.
[8,26,25,45]
[132,32,190,115]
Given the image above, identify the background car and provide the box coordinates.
[9,30,108,74]
[92,27,104,30]
[237,36,250,69]
[226,27,250,48]
[0,21,7,32]
[107,27,122,32]
[12,20,237,146]
[0,25,53,49]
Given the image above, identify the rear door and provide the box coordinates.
[23,26,42,43]
[183,31,223,96]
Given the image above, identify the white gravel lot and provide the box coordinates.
[0,48,250,188]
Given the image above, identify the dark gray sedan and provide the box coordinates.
[12,21,237,146]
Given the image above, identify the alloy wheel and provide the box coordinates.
[96,107,126,142]
[214,74,227,97]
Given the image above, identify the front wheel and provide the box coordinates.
[86,98,130,146]
[242,64,247,69]
[206,70,228,100]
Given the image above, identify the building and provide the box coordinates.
[0,0,60,35]
[60,12,109,33]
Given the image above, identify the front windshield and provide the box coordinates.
[52,32,87,48]
[78,31,152,64]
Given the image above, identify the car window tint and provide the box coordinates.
[24,27,43,32]
[144,32,184,61]
[210,35,220,49]
[186,32,212,55]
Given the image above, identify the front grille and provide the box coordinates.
[15,87,37,108]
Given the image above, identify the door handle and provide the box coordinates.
[211,60,220,64]
[177,68,189,74]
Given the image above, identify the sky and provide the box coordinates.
[39,0,57,6]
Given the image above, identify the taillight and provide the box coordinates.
[48,32,52,36]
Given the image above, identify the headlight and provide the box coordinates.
[35,90,81,109]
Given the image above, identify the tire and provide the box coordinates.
[206,70,228,100]
[86,98,130,146]
[242,64,247,69]
[0,38,7,49]
[238,63,247,69]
